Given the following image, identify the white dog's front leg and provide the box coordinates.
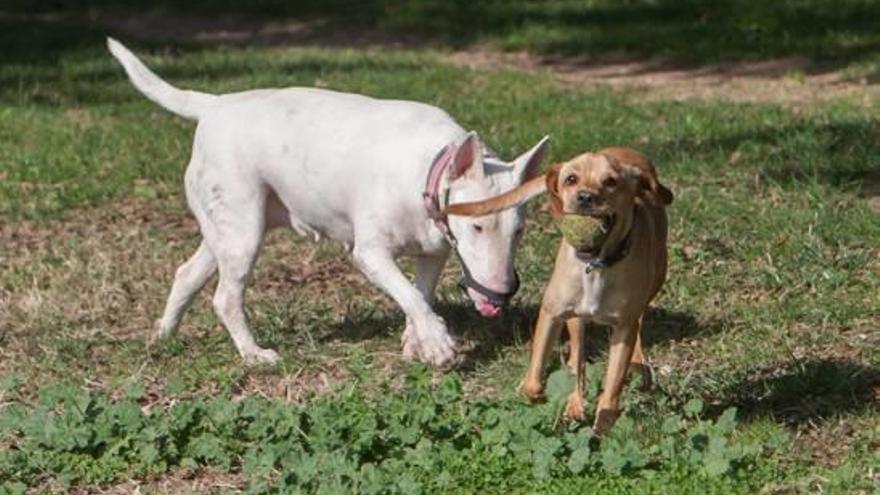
[402,255,448,360]
[353,247,455,366]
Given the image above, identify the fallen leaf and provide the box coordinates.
[726,151,742,165]
[682,245,696,259]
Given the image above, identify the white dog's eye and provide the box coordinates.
[515,226,524,237]
[472,224,484,233]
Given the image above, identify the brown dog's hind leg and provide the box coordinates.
[522,307,564,402]
[564,316,587,421]
[594,319,640,435]
[629,322,655,391]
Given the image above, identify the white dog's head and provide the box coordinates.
[443,132,548,318]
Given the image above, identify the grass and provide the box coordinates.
[1,6,879,494]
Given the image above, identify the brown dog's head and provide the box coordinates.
[546,148,673,220]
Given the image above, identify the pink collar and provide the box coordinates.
[422,143,456,228]
[420,142,521,305]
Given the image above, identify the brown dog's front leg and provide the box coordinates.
[629,322,654,391]
[564,316,587,420]
[522,306,564,402]
[594,319,640,435]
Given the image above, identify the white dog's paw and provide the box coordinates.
[401,324,421,361]
[152,318,174,341]
[414,316,456,367]
[241,347,282,366]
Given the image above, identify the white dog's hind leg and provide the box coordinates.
[353,247,455,366]
[155,241,217,339]
[209,236,281,365]
[402,255,448,360]
[190,168,279,365]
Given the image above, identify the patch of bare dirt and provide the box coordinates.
[70,468,246,495]
[446,47,880,106]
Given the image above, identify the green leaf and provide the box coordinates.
[138,444,160,465]
[683,398,704,418]
[123,382,145,401]
[480,423,511,448]
[704,455,731,477]
[565,432,593,474]
[187,433,231,469]
[661,414,683,434]
[0,481,27,495]
[356,463,385,495]
[600,445,627,475]
[613,415,635,434]
[545,368,575,406]
[435,374,463,405]
[714,407,738,434]
[396,473,421,495]
[532,436,562,479]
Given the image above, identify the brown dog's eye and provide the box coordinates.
[564,174,578,186]
[602,177,617,188]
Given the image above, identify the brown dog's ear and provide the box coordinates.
[653,179,674,205]
[545,163,564,218]
[600,148,673,206]
[631,164,674,206]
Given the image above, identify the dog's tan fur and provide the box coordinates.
[446,148,673,434]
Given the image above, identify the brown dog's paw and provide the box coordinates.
[593,408,622,436]
[520,380,547,403]
[563,393,586,421]
[630,363,655,392]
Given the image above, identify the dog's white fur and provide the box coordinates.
[107,38,548,366]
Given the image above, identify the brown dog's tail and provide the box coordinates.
[445,175,547,217]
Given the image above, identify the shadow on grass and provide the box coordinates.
[710,358,880,427]
[578,307,723,364]
[320,297,716,374]
[319,299,539,371]
[4,0,880,72]
[0,17,432,105]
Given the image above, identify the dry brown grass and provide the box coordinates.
[0,194,485,406]
[1,197,405,397]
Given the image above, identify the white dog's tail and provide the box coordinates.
[107,37,218,120]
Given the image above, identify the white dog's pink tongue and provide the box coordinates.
[477,301,502,318]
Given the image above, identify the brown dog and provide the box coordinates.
[446,148,673,434]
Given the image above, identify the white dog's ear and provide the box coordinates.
[513,135,550,182]
[448,131,484,181]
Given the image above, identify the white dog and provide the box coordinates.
[107,39,548,366]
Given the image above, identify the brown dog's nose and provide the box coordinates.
[577,191,593,207]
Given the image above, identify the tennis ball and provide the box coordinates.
[557,214,607,252]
